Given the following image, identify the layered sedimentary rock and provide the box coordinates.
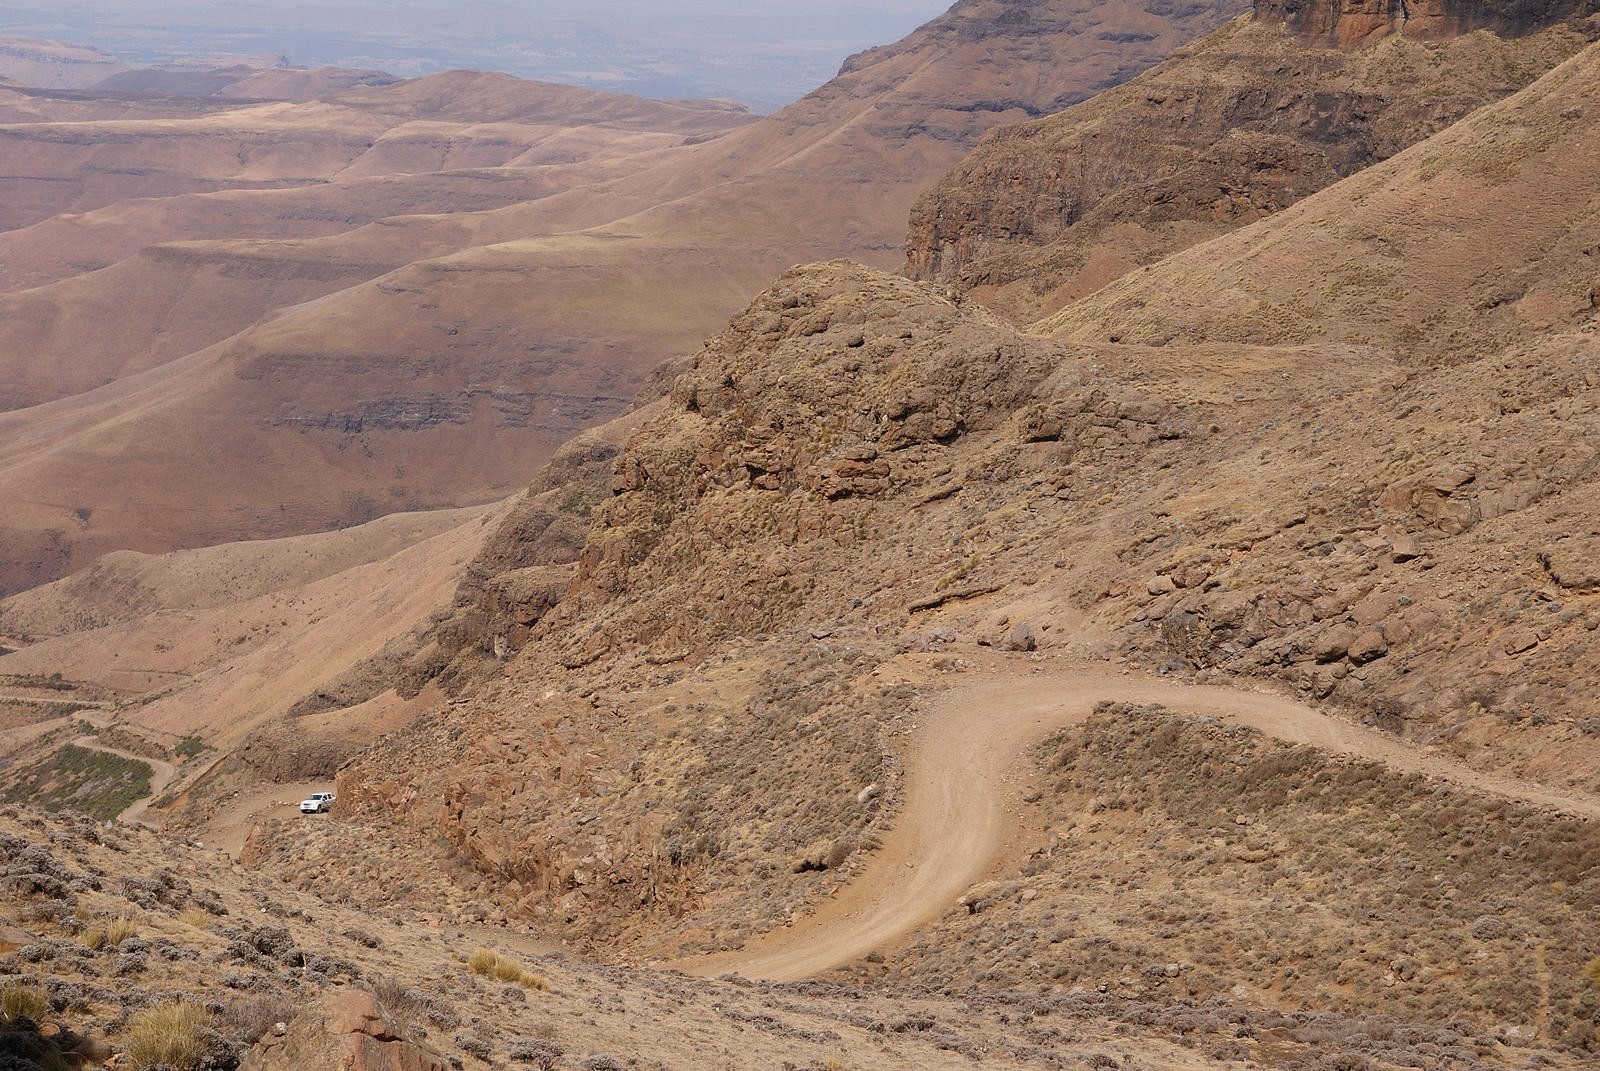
[905,0,1597,321]
[1258,0,1600,46]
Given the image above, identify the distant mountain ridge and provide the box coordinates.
[0,35,128,89]
[0,0,1242,596]
[1258,0,1600,44]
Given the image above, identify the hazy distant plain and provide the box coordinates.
[0,0,953,109]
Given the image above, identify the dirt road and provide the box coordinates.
[70,735,177,825]
[0,692,106,707]
[690,663,1600,982]
[0,708,111,760]
[197,781,334,858]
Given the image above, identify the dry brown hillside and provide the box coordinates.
[0,0,1241,596]
[227,35,1600,1056]
[0,502,503,778]
[1037,42,1600,358]
[9,804,1568,1071]
[14,3,1600,1066]
[905,6,1598,321]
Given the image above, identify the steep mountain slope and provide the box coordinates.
[0,0,1242,595]
[9,2,1600,1058]
[223,37,1600,1050]
[905,7,1598,321]
[1038,44,1600,357]
[1259,0,1600,44]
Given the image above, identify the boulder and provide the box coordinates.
[1312,625,1355,663]
[1147,575,1177,596]
[1000,621,1037,652]
[1347,630,1388,665]
[1541,539,1600,593]
[239,991,445,1071]
[1390,534,1422,563]
[1501,629,1541,656]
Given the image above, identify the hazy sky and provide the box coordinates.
[0,0,956,109]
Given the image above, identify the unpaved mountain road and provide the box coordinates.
[198,781,334,858]
[69,735,177,825]
[689,662,1600,982]
[0,708,111,758]
[0,691,106,706]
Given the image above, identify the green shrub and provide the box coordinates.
[2,744,152,821]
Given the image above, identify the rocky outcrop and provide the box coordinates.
[905,11,1597,321]
[239,991,444,1071]
[312,262,1192,943]
[399,422,629,694]
[527,261,1184,667]
[839,0,1244,113]
[269,390,537,434]
[1257,0,1600,46]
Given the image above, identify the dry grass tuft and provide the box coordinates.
[467,947,548,991]
[78,927,108,951]
[125,1000,209,1071]
[178,906,213,930]
[1585,956,1600,990]
[106,912,139,945]
[368,976,430,1020]
[0,981,48,1023]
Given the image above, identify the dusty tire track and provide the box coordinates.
[689,664,1600,982]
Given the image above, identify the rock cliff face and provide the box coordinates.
[904,7,1597,322]
[831,0,1245,120]
[1258,0,1600,46]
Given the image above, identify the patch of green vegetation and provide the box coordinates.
[557,486,600,518]
[173,736,211,760]
[3,744,152,822]
[35,702,93,718]
[0,672,74,691]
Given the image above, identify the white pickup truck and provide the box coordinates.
[299,791,335,814]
